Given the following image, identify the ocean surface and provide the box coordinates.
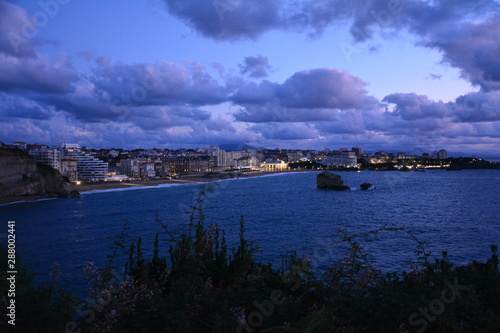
[1,170,499,292]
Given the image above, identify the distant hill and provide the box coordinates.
[217,143,268,151]
[446,151,477,158]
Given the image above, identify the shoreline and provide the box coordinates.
[0,171,293,206]
[76,170,290,193]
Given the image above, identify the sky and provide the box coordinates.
[1,0,500,157]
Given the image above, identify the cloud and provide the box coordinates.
[0,3,78,95]
[230,80,278,105]
[428,73,442,80]
[234,103,341,123]
[239,55,272,78]
[452,91,500,122]
[165,0,500,92]
[0,92,52,120]
[162,0,403,41]
[383,93,451,120]
[130,106,211,130]
[383,90,500,124]
[232,67,377,122]
[278,68,377,109]
[91,60,228,107]
[0,52,78,94]
[78,51,95,61]
[0,1,38,57]
[165,0,282,41]
[2,0,499,153]
[249,123,319,140]
[422,13,500,91]
[96,56,111,67]
[315,109,368,135]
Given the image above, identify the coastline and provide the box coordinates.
[76,170,290,193]
[0,171,292,205]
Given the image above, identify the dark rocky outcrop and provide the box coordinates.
[0,148,64,198]
[317,171,350,191]
[57,189,69,198]
[69,190,81,198]
[360,183,373,190]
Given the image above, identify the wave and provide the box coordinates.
[350,186,375,191]
[0,197,57,207]
[222,171,299,181]
[81,182,187,195]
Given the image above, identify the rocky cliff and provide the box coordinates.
[0,148,64,198]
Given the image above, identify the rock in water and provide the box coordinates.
[317,171,350,191]
[69,190,81,198]
[360,183,372,190]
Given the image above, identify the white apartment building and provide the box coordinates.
[219,150,256,168]
[322,151,358,167]
[59,143,108,181]
[140,163,156,178]
[432,149,448,159]
[235,156,261,169]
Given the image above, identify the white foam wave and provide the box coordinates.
[81,182,187,195]
[0,197,57,207]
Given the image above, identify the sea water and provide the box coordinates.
[1,170,499,292]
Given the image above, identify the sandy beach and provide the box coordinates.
[0,171,287,205]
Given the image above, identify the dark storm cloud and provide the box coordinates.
[239,55,272,78]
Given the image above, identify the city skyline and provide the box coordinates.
[1,1,500,157]
[5,139,463,162]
